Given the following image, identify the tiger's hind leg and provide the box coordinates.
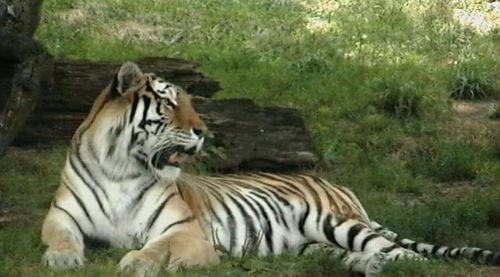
[309,216,425,276]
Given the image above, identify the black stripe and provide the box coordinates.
[244,175,298,203]
[443,247,451,258]
[146,192,179,232]
[235,177,292,207]
[69,156,111,221]
[472,249,483,261]
[228,183,262,252]
[298,201,310,235]
[129,93,139,123]
[201,189,223,224]
[53,202,85,237]
[298,242,315,255]
[410,242,418,252]
[130,179,156,215]
[294,175,323,227]
[246,193,275,254]
[311,176,336,215]
[360,233,379,251]
[138,96,151,129]
[374,226,384,232]
[64,183,94,226]
[298,242,316,255]
[128,128,140,152]
[249,191,284,228]
[75,150,109,201]
[347,224,365,250]
[322,214,342,248]
[134,179,156,204]
[227,194,259,248]
[449,248,460,258]
[247,186,290,230]
[381,244,399,253]
[106,142,116,159]
[207,190,236,252]
[431,245,439,256]
[229,189,262,231]
[160,216,194,234]
[110,74,119,95]
[255,173,305,197]
[484,252,494,264]
[219,197,237,254]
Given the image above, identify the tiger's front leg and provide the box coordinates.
[41,204,86,269]
[119,215,219,277]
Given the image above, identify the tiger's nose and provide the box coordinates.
[193,125,208,137]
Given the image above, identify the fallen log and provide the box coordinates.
[43,58,220,112]
[18,98,319,171]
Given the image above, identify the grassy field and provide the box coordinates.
[1,0,500,276]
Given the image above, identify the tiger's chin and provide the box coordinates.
[153,166,182,184]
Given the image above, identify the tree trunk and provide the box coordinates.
[0,0,46,157]
[0,54,51,156]
[0,0,42,36]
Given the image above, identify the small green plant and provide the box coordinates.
[408,140,485,182]
[451,75,496,100]
[371,79,423,118]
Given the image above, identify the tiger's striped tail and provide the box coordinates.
[370,221,500,266]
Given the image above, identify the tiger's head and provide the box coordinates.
[77,62,207,183]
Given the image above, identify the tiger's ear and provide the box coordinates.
[111,62,143,96]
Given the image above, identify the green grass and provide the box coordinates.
[1,0,500,276]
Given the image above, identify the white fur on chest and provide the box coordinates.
[62,161,173,249]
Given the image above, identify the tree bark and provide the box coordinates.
[0,0,46,157]
[0,0,42,37]
[0,54,51,157]
[18,98,319,171]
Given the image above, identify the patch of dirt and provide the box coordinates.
[453,2,500,35]
[466,266,500,277]
[0,209,16,228]
[437,100,500,145]
[435,180,487,200]
[106,21,184,44]
[453,101,498,120]
[56,2,107,24]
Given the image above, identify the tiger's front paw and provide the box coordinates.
[119,250,162,277]
[42,248,85,270]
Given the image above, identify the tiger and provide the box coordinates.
[41,62,500,277]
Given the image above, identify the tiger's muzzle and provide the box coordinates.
[152,145,199,169]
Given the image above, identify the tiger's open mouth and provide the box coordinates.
[152,145,197,168]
